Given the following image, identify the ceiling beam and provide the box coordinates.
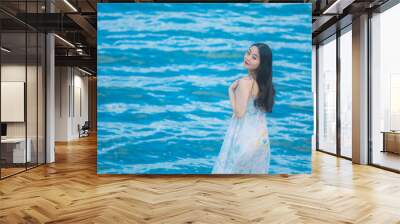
[323,0,356,14]
[67,13,97,46]
[55,55,96,72]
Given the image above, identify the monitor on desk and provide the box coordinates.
[1,123,7,138]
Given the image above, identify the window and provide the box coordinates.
[317,35,337,154]
[339,27,352,158]
[370,3,400,171]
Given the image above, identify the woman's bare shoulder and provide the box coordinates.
[240,76,253,81]
[238,77,253,86]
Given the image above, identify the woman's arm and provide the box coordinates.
[230,79,252,118]
[229,85,236,113]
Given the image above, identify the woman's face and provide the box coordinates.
[243,46,260,71]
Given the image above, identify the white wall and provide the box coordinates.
[1,82,25,122]
[1,63,46,164]
[74,73,89,136]
[1,65,41,137]
[55,67,89,141]
[55,66,69,141]
[1,65,26,81]
[1,65,26,139]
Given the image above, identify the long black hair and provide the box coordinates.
[252,43,275,113]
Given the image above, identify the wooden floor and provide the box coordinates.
[373,150,400,171]
[0,167,26,178]
[1,163,45,178]
[1,135,400,224]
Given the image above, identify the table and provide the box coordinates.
[381,131,400,154]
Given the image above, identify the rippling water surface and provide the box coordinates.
[97,3,313,174]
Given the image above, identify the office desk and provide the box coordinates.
[381,131,400,154]
[1,138,31,163]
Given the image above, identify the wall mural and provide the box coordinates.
[97,3,313,174]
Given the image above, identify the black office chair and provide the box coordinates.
[79,121,90,138]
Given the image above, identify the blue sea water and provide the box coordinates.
[97,3,313,174]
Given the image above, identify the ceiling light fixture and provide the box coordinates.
[322,0,354,15]
[78,67,93,76]
[1,47,11,53]
[54,34,75,48]
[63,0,78,12]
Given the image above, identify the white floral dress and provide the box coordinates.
[212,95,271,174]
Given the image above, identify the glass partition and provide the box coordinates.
[0,1,46,179]
[1,30,28,178]
[317,35,337,154]
[371,3,400,171]
[339,27,352,158]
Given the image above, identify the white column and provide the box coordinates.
[46,33,55,163]
[45,1,55,163]
[352,14,369,164]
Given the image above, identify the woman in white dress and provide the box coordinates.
[212,43,275,174]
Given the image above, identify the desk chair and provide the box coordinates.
[79,121,90,138]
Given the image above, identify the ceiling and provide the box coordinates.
[0,0,97,74]
[0,0,394,75]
